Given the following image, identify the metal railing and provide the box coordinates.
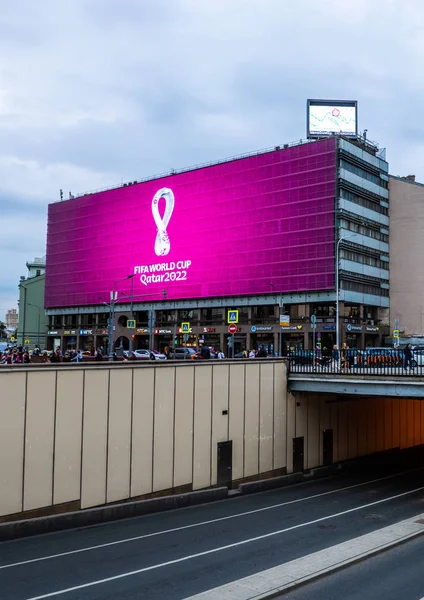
[288,349,424,377]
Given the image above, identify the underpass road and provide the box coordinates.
[2,465,424,600]
[281,534,424,600]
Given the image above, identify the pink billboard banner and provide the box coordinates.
[45,138,337,308]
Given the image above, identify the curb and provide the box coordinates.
[184,514,424,600]
[238,465,341,495]
[249,528,424,599]
[0,487,228,542]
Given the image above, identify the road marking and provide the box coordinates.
[184,513,424,599]
[2,467,422,570]
[20,485,424,600]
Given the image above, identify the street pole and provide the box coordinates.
[149,308,154,350]
[336,238,341,352]
[279,295,283,357]
[129,275,134,353]
[37,311,40,347]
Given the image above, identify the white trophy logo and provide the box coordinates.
[151,187,175,256]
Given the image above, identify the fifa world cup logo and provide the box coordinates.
[151,188,174,256]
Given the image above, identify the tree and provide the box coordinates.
[0,321,6,339]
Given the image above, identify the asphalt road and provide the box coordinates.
[282,534,424,600]
[2,462,424,600]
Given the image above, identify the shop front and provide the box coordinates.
[309,326,336,351]
[281,326,304,353]
[155,328,173,353]
[47,331,61,351]
[79,329,95,352]
[250,325,274,354]
[364,326,380,348]
[197,327,221,351]
[134,328,150,350]
[345,324,362,348]
[63,330,77,351]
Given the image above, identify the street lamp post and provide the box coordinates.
[336,234,356,351]
[128,274,135,354]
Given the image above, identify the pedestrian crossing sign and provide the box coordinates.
[181,322,190,333]
[227,310,239,324]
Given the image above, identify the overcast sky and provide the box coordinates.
[1,0,423,322]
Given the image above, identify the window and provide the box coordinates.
[340,248,389,270]
[340,159,388,188]
[36,269,41,276]
[339,219,389,243]
[341,280,389,297]
[339,188,388,216]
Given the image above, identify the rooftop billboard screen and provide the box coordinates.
[307,99,358,138]
[45,138,337,308]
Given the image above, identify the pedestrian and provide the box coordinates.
[217,349,225,359]
[256,345,267,358]
[404,343,414,370]
[249,349,256,358]
[95,348,103,361]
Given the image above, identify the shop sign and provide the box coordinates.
[323,325,336,331]
[366,326,379,332]
[155,329,172,334]
[203,327,216,333]
[136,328,150,334]
[79,329,93,335]
[346,324,362,332]
[251,326,273,332]
[48,331,58,335]
[281,325,303,331]
[63,330,76,336]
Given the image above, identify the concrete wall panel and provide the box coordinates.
[347,401,358,459]
[131,368,155,497]
[24,371,56,511]
[174,366,195,488]
[319,397,331,465]
[229,364,245,481]
[399,399,408,449]
[307,394,320,469]
[54,370,83,505]
[107,369,132,503]
[384,398,393,450]
[244,363,260,477]
[286,391,296,473]
[193,365,213,490]
[81,369,109,508]
[338,402,349,462]
[366,400,376,455]
[273,363,287,470]
[259,363,274,474]
[375,397,385,454]
[0,372,26,516]
[329,403,339,462]
[211,364,229,486]
[153,367,176,492]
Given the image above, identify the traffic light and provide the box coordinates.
[162,288,167,299]
[131,334,135,339]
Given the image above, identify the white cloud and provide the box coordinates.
[1,0,424,320]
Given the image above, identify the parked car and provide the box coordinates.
[124,349,167,360]
[168,347,196,360]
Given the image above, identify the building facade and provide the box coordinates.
[45,137,390,354]
[5,309,18,330]
[17,258,47,348]
[389,175,424,341]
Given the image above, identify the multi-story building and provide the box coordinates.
[44,136,389,354]
[5,308,18,330]
[389,174,424,343]
[17,257,47,348]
